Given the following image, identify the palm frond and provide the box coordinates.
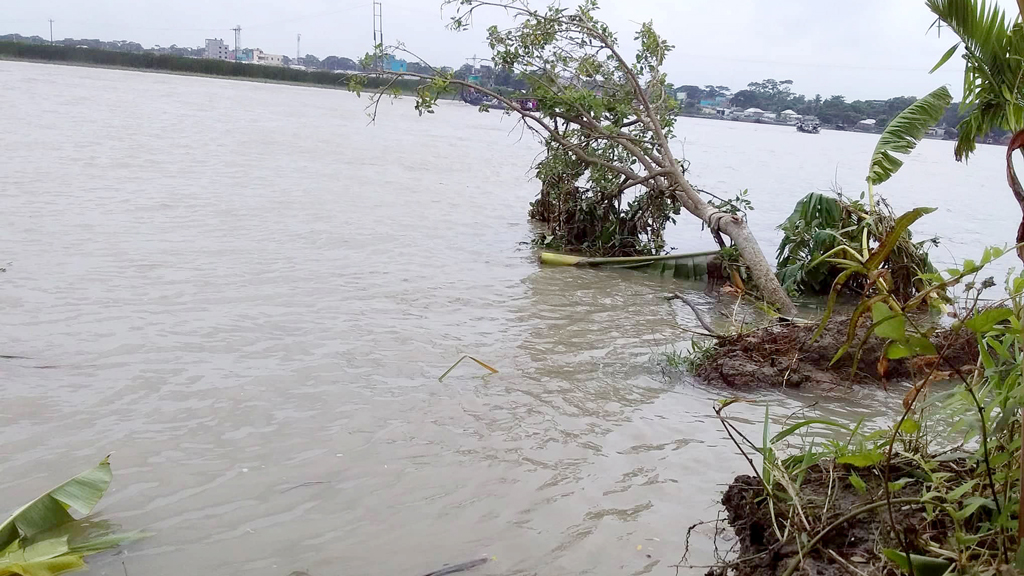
[927,0,1011,60]
[866,86,953,186]
[928,0,1024,160]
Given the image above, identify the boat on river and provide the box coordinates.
[796,121,821,134]
[540,250,721,280]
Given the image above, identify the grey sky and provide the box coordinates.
[3,0,1019,100]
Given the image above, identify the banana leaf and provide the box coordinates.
[0,458,140,576]
[866,86,953,187]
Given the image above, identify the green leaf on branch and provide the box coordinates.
[885,341,913,360]
[930,42,961,73]
[899,419,921,434]
[871,302,906,341]
[964,308,1014,333]
[908,335,937,356]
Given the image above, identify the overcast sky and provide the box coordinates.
[3,0,1020,100]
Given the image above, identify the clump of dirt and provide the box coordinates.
[695,315,977,389]
[715,464,954,576]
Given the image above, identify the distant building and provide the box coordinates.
[259,52,284,66]
[699,95,729,107]
[236,48,285,66]
[204,38,231,60]
[856,118,878,132]
[780,109,800,123]
[384,55,407,73]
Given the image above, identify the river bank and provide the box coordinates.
[0,41,447,96]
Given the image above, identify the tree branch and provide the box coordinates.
[356,70,649,183]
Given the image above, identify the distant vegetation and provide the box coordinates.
[0,42,437,94]
[675,79,1002,136]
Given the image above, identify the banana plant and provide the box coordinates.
[811,206,937,354]
[866,86,953,206]
[0,457,141,576]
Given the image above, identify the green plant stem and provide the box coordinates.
[906,312,1005,522]
[880,327,963,576]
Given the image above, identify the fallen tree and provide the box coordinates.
[350,0,798,316]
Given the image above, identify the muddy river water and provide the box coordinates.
[0,60,1020,575]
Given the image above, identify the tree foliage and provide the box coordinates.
[352,0,798,314]
[682,77,924,126]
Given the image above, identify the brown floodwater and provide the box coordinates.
[0,60,1019,575]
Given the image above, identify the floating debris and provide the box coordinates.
[438,355,498,382]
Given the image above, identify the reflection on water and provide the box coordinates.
[0,60,1011,575]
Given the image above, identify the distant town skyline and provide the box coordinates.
[3,0,1022,100]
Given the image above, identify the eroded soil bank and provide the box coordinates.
[714,464,958,576]
[695,316,977,389]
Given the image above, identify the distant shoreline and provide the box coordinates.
[0,55,451,98]
[0,55,353,91]
[0,42,444,97]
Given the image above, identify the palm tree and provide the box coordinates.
[929,0,1024,542]
[927,0,1024,261]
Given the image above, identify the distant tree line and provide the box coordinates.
[0,42,443,95]
[673,79,927,128]
[674,78,1012,140]
[0,33,202,58]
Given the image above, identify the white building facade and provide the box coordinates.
[257,51,284,66]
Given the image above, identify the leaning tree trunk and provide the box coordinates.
[1006,130,1024,264]
[668,178,798,318]
[718,216,798,317]
[1005,130,1024,537]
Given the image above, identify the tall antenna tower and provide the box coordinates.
[48,19,54,44]
[372,1,384,70]
[231,25,241,60]
[296,33,301,63]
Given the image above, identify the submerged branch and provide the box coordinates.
[668,292,722,338]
